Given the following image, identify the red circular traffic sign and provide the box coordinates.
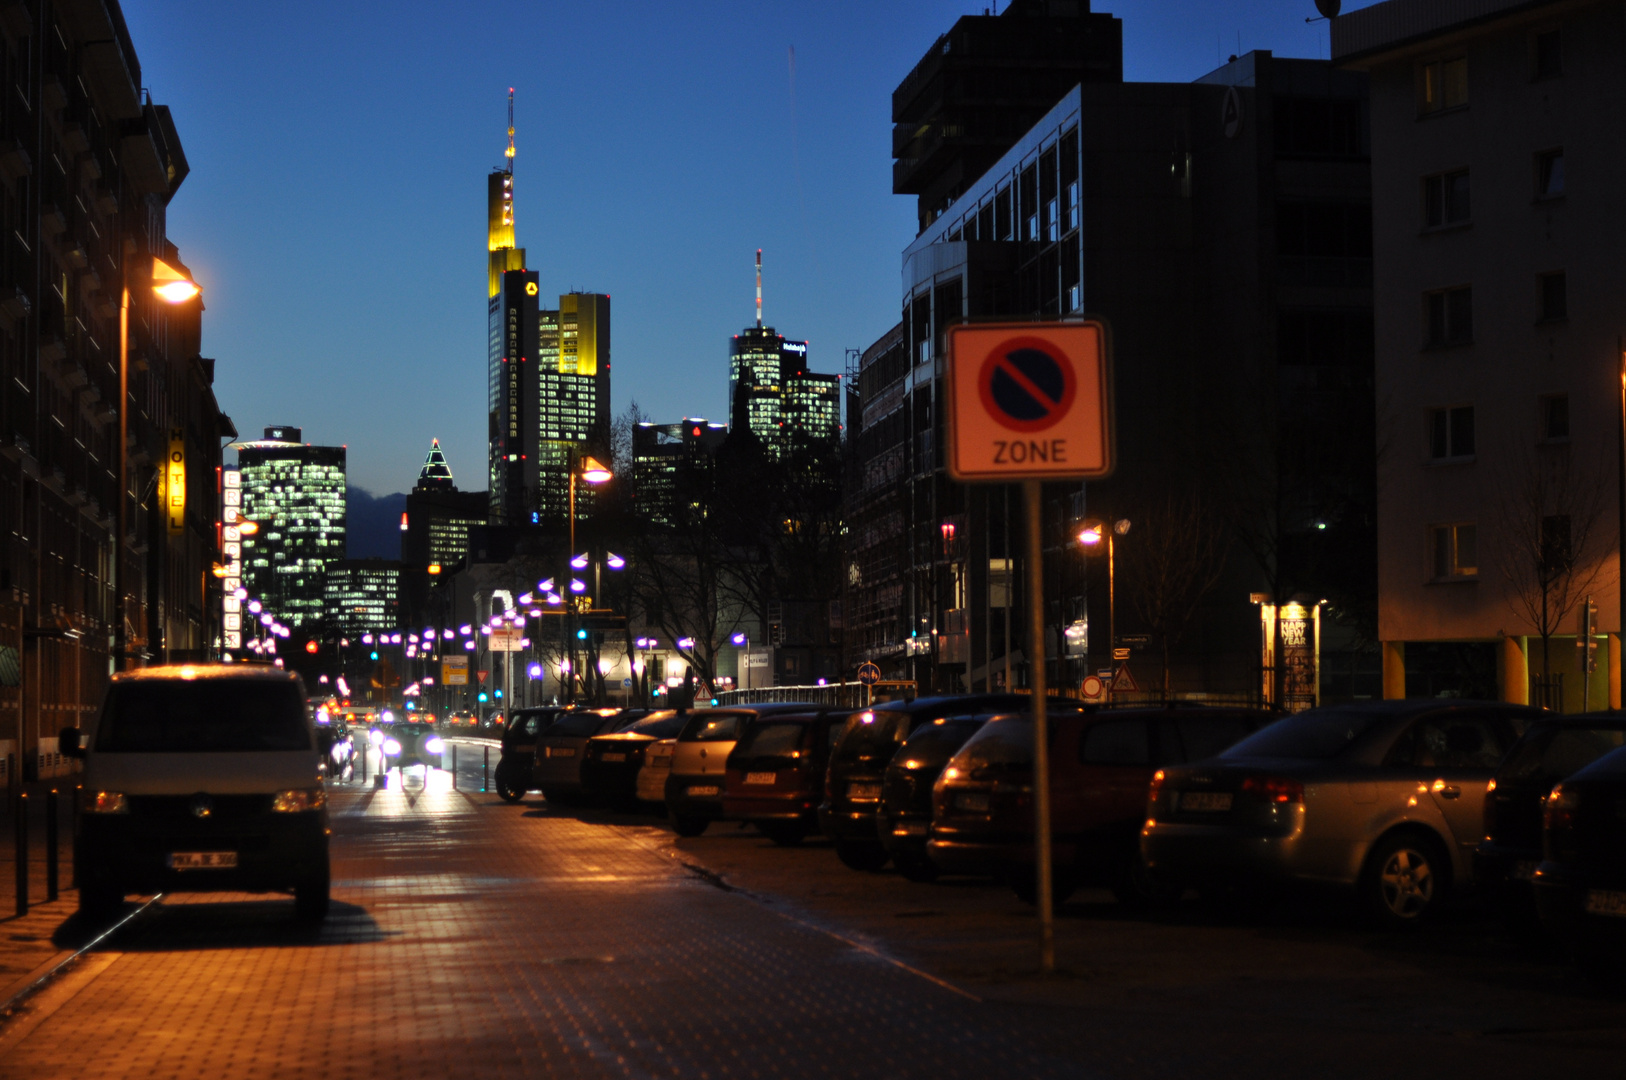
[976,337,1077,433]
[1080,674,1105,698]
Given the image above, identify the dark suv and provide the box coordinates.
[819,694,1027,871]
[495,707,569,803]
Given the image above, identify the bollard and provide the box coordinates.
[451,744,457,791]
[483,746,489,793]
[14,790,27,917]
[45,787,58,903]
[361,739,369,785]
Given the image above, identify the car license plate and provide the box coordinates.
[601,753,625,763]
[1178,792,1233,813]
[895,822,929,836]
[848,782,882,800]
[689,785,719,797]
[169,851,237,870]
[746,771,777,785]
[549,747,575,758]
[954,792,991,812]
[1512,860,1538,882]
[1584,890,1626,918]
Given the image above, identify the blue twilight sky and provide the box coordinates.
[125,0,1364,495]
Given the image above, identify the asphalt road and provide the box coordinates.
[1,747,1622,1078]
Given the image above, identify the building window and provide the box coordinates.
[1541,394,1570,441]
[1428,405,1475,460]
[1424,286,1473,347]
[1542,514,1572,574]
[1536,148,1564,198]
[1538,271,1567,322]
[1430,523,1478,580]
[1533,29,1562,80]
[1420,57,1468,114]
[1423,169,1470,228]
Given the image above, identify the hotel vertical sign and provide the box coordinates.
[165,428,187,534]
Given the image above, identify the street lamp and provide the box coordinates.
[115,256,201,670]
[1078,518,1131,675]
[563,453,612,704]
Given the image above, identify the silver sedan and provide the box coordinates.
[1141,700,1540,924]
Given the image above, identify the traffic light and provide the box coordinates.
[494,689,503,698]
[305,640,318,654]
[577,627,588,640]
[370,651,379,661]
[478,691,489,702]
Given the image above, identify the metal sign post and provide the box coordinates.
[946,320,1114,975]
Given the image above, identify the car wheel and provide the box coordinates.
[1113,853,1183,910]
[294,867,331,923]
[494,764,526,804]
[761,822,807,847]
[670,814,709,838]
[895,851,939,883]
[1010,865,1079,906]
[77,881,123,918]
[1363,833,1445,926]
[835,840,891,872]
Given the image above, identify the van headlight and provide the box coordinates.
[424,736,445,754]
[85,790,128,814]
[271,788,327,813]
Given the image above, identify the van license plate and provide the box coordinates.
[954,792,990,812]
[848,782,882,800]
[689,785,719,797]
[1177,792,1232,813]
[601,753,625,763]
[169,852,237,870]
[746,771,776,785]
[549,747,575,758]
[1584,890,1626,918]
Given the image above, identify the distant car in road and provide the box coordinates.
[820,694,1027,871]
[1142,700,1539,924]
[534,708,638,804]
[722,708,847,846]
[581,711,686,806]
[1533,743,1626,982]
[1480,714,1626,926]
[378,721,445,775]
[60,664,331,921]
[495,707,570,803]
[878,713,994,880]
[666,704,818,837]
[930,706,1268,904]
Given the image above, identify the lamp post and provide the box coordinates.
[116,257,201,671]
[1078,518,1131,679]
[563,453,612,702]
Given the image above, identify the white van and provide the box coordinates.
[60,665,331,920]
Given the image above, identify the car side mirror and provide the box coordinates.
[59,726,85,759]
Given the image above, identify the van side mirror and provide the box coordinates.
[59,726,85,758]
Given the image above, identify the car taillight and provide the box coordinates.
[1486,777,1497,794]
[1148,769,1165,805]
[1241,776,1304,804]
[1544,783,1580,832]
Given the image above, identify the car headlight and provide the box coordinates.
[272,787,327,812]
[382,738,402,756]
[368,730,384,746]
[84,790,128,814]
[424,736,445,754]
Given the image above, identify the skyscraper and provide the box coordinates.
[536,291,611,523]
[727,252,838,456]
[403,439,487,572]
[632,419,728,527]
[489,266,542,522]
[233,426,347,630]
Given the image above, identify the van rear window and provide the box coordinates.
[97,680,310,753]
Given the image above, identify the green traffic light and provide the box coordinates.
[478,692,488,702]
[370,651,379,660]
[576,628,587,639]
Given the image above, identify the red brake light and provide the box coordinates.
[1148,769,1165,803]
[1241,776,1304,804]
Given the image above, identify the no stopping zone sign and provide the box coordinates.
[945,321,1114,482]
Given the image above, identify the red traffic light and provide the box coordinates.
[305,640,319,654]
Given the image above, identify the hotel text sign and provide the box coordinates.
[945,321,1114,482]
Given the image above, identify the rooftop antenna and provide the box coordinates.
[502,88,515,231]
[755,249,763,328]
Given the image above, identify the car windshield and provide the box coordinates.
[833,710,909,764]
[952,718,1034,774]
[681,713,744,742]
[97,679,311,753]
[897,718,986,769]
[623,712,685,738]
[1222,708,1389,761]
[395,723,435,735]
[547,713,618,738]
[737,721,808,757]
[1503,724,1626,783]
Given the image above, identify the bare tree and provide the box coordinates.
[1120,490,1232,696]
[610,399,650,480]
[1495,446,1615,700]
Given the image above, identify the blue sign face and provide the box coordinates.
[857,662,882,686]
[980,344,1075,432]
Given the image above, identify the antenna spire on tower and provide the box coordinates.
[755,249,763,328]
[505,87,515,169]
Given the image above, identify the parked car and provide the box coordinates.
[1481,714,1626,925]
[60,664,331,920]
[1141,700,1539,924]
[581,711,685,806]
[1533,743,1626,982]
[666,704,818,837]
[494,707,570,803]
[820,694,1028,870]
[638,738,678,804]
[378,721,446,776]
[930,706,1269,903]
[877,713,995,880]
[533,708,637,804]
[722,708,847,846]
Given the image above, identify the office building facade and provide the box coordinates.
[234,427,347,631]
[403,439,486,572]
[325,559,403,635]
[536,291,611,524]
[632,419,728,527]
[1334,0,1625,709]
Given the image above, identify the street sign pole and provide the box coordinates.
[1024,478,1055,973]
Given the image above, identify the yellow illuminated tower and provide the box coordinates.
[488,88,525,297]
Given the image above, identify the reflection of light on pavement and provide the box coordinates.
[366,760,463,818]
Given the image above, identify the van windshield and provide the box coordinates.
[97,680,310,753]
